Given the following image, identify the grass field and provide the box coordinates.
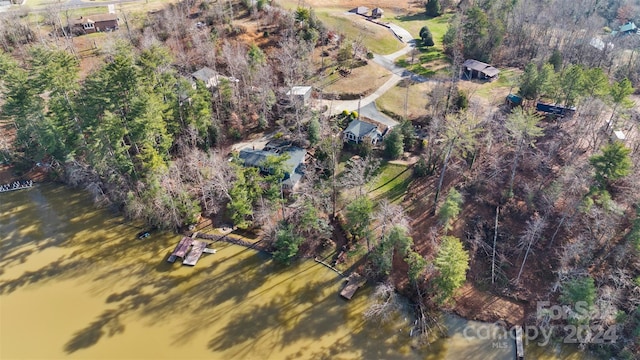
[368,162,412,204]
[376,81,434,120]
[457,68,521,106]
[391,13,452,77]
[472,68,520,98]
[314,10,405,55]
[311,60,392,98]
[387,12,451,45]
[276,0,406,55]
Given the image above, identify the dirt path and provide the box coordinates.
[453,282,526,326]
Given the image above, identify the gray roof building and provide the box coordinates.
[191,67,238,89]
[238,146,306,189]
[462,59,500,80]
[343,119,383,144]
[286,86,313,105]
[350,6,369,15]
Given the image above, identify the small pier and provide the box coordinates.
[167,237,193,263]
[167,235,216,266]
[0,180,33,193]
[340,273,366,300]
[314,257,345,277]
[514,325,524,360]
[183,240,207,266]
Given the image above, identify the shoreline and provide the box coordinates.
[7,163,527,333]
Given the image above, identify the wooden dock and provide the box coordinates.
[340,273,366,300]
[183,240,207,266]
[167,237,193,263]
[0,180,33,193]
[514,325,525,360]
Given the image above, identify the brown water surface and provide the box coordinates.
[0,184,595,359]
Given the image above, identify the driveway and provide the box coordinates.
[316,22,430,127]
[387,23,413,44]
[359,102,397,128]
[231,132,274,152]
[320,73,402,119]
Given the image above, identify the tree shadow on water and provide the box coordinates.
[64,309,125,353]
[64,291,155,353]
[206,299,283,353]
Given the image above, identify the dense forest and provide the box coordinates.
[1,0,640,357]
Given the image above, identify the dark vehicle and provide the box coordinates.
[536,102,576,117]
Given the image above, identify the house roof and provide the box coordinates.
[613,130,626,141]
[70,13,118,26]
[286,86,312,96]
[191,67,238,88]
[372,7,383,14]
[350,6,369,14]
[238,147,307,188]
[344,119,381,139]
[619,22,637,33]
[462,59,500,77]
[192,67,218,83]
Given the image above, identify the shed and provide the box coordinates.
[349,6,369,15]
[286,86,313,105]
[462,59,500,81]
[589,37,613,51]
[619,22,638,34]
[371,8,384,19]
[506,94,523,108]
[612,130,626,142]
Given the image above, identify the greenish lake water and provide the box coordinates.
[0,184,597,359]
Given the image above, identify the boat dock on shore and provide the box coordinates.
[167,237,194,263]
[515,325,524,360]
[183,240,207,266]
[0,180,34,193]
[167,236,216,266]
[340,273,366,300]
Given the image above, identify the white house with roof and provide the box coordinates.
[343,119,383,144]
[191,67,238,89]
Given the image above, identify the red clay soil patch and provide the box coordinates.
[453,282,525,326]
[0,165,16,184]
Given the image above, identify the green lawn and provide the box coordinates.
[387,12,452,48]
[472,68,521,99]
[314,11,404,55]
[376,81,434,120]
[389,13,452,77]
[25,0,65,8]
[368,163,413,204]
